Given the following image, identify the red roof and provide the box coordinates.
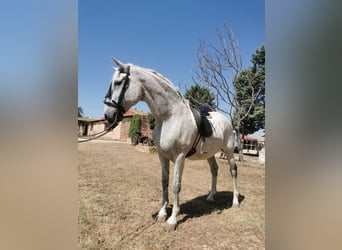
[239,134,258,141]
[123,110,136,116]
[124,109,148,117]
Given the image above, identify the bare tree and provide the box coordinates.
[193,24,262,161]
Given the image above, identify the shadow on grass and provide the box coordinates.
[152,191,244,226]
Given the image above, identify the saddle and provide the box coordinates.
[186,105,213,157]
[192,105,213,137]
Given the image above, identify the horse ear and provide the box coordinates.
[112,57,130,73]
[112,57,126,71]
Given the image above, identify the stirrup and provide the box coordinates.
[200,139,207,154]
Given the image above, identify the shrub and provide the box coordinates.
[147,113,155,130]
[128,114,142,138]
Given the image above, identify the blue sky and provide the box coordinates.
[79,0,264,118]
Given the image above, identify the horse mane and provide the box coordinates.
[133,65,187,103]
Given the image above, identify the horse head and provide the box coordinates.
[103,58,143,124]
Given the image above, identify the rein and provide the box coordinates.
[77,117,118,143]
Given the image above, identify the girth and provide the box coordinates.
[186,105,213,158]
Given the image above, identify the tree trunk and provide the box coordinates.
[236,119,244,162]
[238,132,244,162]
[239,133,245,161]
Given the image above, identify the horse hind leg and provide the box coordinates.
[223,148,240,207]
[207,156,218,202]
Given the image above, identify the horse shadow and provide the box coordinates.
[152,192,244,226]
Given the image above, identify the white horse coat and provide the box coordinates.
[104,58,239,229]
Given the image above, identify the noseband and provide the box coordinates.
[103,66,130,123]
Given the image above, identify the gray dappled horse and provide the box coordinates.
[104,58,239,230]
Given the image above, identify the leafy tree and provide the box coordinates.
[128,114,142,138]
[78,106,84,117]
[233,45,265,136]
[184,84,216,111]
[251,45,265,130]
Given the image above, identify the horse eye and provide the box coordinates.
[114,80,121,86]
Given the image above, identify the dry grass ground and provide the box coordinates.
[78,141,265,249]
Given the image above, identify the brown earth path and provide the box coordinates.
[79,140,265,249]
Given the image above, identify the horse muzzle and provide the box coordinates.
[104,108,124,125]
[104,114,114,123]
[103,104,117,123]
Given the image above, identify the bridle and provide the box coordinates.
[78,66,130,143]
[103,65,130,123]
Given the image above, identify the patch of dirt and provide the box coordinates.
[79,141,265,249]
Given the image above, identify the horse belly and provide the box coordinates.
[187,137,223,161]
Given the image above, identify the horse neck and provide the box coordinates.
[135,67,188,122]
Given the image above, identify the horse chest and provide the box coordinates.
[152,120,195,158]
[153,130,180,152]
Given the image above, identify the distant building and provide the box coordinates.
[78,109,153,141]
[239,134,258,154]
[238,134,265,155]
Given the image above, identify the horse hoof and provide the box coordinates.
[164,223,176,232]
[232,202,240,208]
[207,192,216,202]
[156,215,167,223]
[216,209,223,214]
[207,195,215,202]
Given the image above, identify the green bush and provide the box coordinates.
[147,113,155,130]
[128,114,142,137]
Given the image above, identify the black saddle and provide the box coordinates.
[186,105,213,158]
[191,105,213,138]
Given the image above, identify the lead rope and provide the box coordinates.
[78,122,116,143]
[78,116,119,143]
[78,130,111,143]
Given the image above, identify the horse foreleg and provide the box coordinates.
[166,153,185,229]
[207,156,218,202]
[156,153,170,222]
